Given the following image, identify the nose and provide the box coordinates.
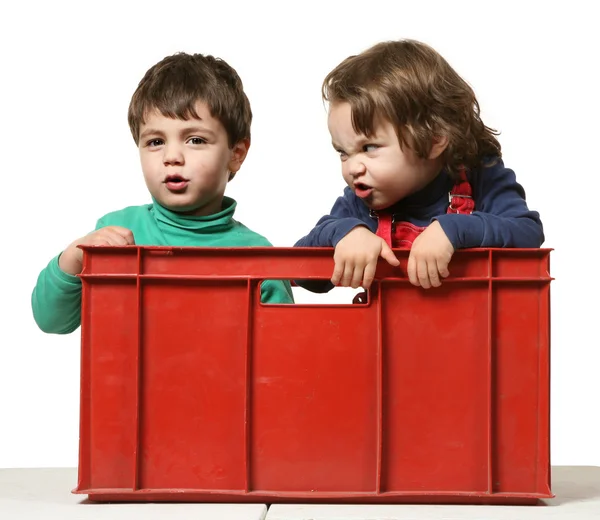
[163,144,184,165]
[346,155,366,178]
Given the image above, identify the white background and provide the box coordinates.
[1,0,598,468]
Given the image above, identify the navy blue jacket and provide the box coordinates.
[294,158,544,292]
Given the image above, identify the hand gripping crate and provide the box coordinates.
[73,247,552,505]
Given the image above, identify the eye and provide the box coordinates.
[363,144,379,153]
[146,138,164,147]
[335,149,348,160]
[188,137,207,145]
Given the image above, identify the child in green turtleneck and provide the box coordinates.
[32,52,294,334]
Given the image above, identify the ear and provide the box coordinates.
[428,134,449,160]
[227,138,250,181]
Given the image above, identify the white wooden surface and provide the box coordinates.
[0,467,267,519]
[266,466,600,519]
[2,466,598,519]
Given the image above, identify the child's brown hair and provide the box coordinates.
[128,52,252,151]
[322,39,501,179]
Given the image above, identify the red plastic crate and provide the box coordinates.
[73,246,552,505]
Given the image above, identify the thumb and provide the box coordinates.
[380,242,400,266]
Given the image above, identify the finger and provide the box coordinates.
[408,253,418,286]
[350,265,364,289]
[340,261,356,287]
[417,258,431,289]
[110,226,136,244]
[362,261,377,289]
[118,228,135,246]
[331,259,345,286]
[101,228,131,246]
[428,261,441,288]
[380,242,400,266]
[88,235,112,246]
[437,257,450,279]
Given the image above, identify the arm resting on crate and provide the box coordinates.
[32,216,108,334]
[292,160,543,293]
[30,257,295,335]
[293,193,372,293]
[31,255,82,334]
[435,161,544,249]
[294,193,373,250]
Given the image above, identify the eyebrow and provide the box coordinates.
[331,136,371,151]
[139,125,217,140]
[181,125,215,136]
[139,128,164,140]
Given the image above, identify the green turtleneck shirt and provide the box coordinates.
[32,197,294,334]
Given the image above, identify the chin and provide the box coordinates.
[369,200,393,211]
[157,198,198,213]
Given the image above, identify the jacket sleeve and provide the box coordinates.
[31,219,107,334]
[434,160,544,249]
[294,188,373,293]
[260,280,295,304]
[31,254,84,334]
[294,188,374,248]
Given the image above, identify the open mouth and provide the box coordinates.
[164,175,189,191]
[354,182,373,199]
[165,174,187,183]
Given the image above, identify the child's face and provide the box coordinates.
[328,102,443,211]
[138,101,248,216]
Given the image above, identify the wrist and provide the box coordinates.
[58,248,82,276]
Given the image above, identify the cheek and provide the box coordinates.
[196,153,222,171]
[340,162,350,178]
[140,155,158,176]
